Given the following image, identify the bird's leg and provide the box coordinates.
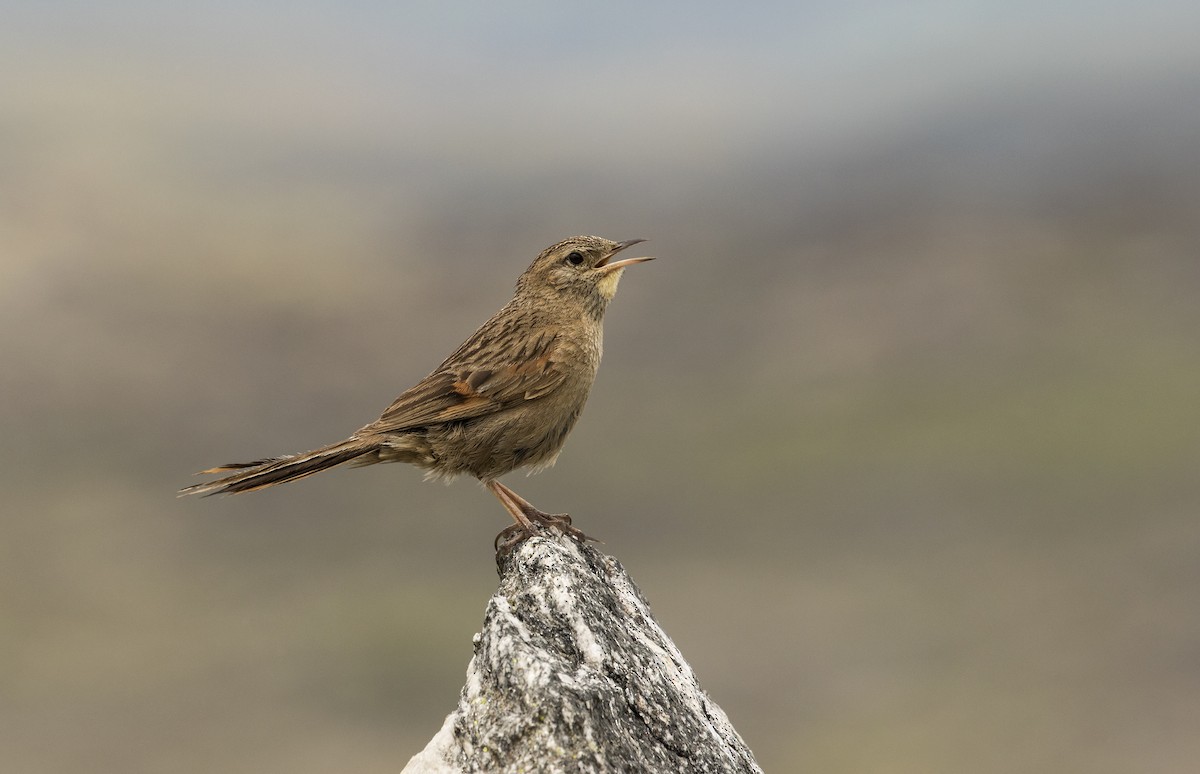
[486,479,542,554]
[492,480,596,544]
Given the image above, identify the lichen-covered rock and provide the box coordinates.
[403,533,762,774]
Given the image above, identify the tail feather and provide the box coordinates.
[179,439,378,497]
[198,457,288,475]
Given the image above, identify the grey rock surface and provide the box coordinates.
[402,533,762,774]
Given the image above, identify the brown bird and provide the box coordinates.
[179,235,654,552]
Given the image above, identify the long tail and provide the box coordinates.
[178,437,379,497]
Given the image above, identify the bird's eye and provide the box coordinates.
[565,251,585,267]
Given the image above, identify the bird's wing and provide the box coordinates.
[366,329,567,432]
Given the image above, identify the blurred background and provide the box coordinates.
[3,2,1199,772]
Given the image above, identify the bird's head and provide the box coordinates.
[516,236,654,318]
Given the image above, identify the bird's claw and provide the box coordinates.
[492,512,599,567]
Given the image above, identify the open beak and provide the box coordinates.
[597,238,654,273]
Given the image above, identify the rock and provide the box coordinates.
[403,532,762,773]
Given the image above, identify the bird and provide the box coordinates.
[179,235,654,553]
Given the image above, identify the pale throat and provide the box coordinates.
[596,268,624,300]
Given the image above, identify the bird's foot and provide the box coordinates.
[492,510,597,556]
[494,523,536,555]
[487,480,600,570]
[524,508,597,544]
